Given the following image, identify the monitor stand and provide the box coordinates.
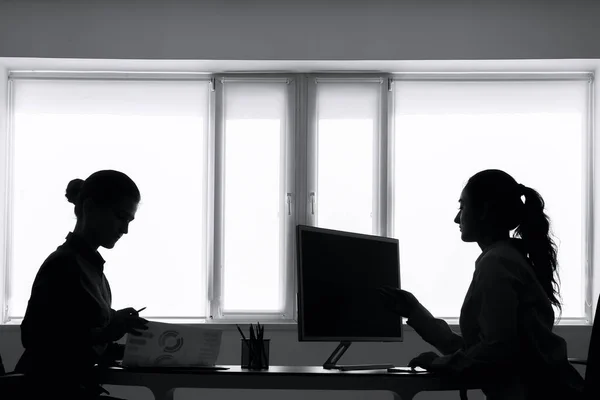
[322,341,395,371]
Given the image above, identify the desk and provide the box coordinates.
[99,366,478,400]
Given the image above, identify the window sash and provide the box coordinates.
[208,76,296,322]
[306,75,390,236]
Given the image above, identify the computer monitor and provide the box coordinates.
[296,225,402,370]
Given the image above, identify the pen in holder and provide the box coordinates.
[237,323,270,370]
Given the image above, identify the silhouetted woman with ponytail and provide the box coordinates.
[380,169,584,400]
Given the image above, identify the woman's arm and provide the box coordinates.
[407,304,464,355]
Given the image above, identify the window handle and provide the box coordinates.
[287,193,292,216]
[309,192,316,215]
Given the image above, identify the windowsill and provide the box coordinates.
[0,320,592,333]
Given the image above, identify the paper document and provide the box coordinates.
[122,321,223,367]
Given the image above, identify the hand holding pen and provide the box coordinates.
[107,307,149,341]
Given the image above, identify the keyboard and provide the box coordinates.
[337,363,395,371]
[387,366,428,373]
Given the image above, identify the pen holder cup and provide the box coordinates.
[241,338,270,370]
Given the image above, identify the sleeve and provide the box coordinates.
[407,303,464,355]
[431,256,521,373]
[98,343,125,365]
[20,256,110,352]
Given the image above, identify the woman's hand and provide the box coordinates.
[105,307,149,342]
[408,352,440,370]
[377,286,420,318]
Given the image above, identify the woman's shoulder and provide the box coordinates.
[476,240,531,280]
[35,245,82,281]
[486,240,527,261]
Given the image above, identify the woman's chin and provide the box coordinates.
[101,239,119,249]
[460,232,475,242]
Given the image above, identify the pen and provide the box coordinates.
[249,324,260,363]
[258,322,267,365]
[237,324,256,362]
[236,324,248,343]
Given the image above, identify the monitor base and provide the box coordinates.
[322,341,394,371]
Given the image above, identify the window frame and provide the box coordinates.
[0,69,594,325]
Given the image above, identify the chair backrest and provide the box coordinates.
[585,296,600,398]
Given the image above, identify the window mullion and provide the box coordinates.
[306,76,318,227]
[375,75,392,237]
[205,76,217,320]
[281,77,298,321]
[386,78,396,239]
[584,76,595,323]
[1,76,14,324]
[210,77,225,320]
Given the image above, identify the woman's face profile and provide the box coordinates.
[85,197,138,249]
[454,189,481,243]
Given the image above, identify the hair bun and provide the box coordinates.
[65,178,84,204]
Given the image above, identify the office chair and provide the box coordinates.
[0,353,27,399]
[568,295,600,400]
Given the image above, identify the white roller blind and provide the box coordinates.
[393,79,590,319]
[315,82,381,235]
[10,78,210,319]
[221,81,287,313]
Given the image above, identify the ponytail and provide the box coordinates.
[514,186,561,312]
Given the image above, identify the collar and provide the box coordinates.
[65,232,106,272]
[475,238,513,266]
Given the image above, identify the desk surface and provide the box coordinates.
[109,365,428,375]
[99,365,478,400]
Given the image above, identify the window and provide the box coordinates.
[213,79,294,318]
[7,77,211,320]
[1,71,593,324]
[392,77,591,319]
[309,79,383,235]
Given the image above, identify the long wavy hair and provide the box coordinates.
[465,169,561,311]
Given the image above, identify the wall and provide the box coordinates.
[0,0,600,61]
[0,0,599,398]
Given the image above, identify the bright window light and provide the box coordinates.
[315,82,380,235]
[393,80,589,319]
[10,79,210,319]
[221,82,287,313]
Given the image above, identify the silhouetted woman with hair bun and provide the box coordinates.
[15,170,148,400]
[65,178,84,204]
[380,169,584,400]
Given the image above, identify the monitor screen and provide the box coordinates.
[296,225,402,342]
